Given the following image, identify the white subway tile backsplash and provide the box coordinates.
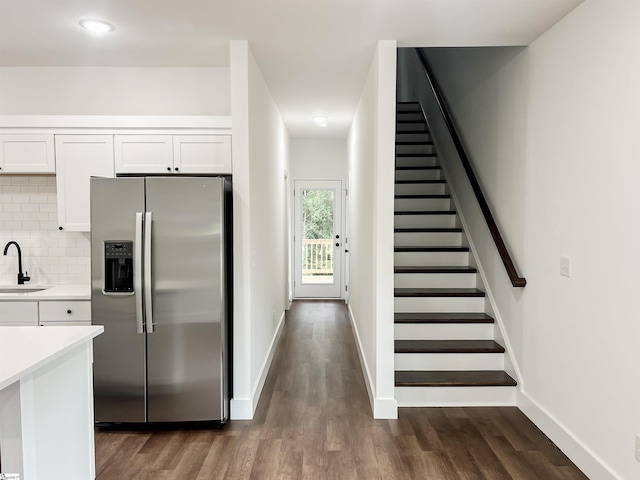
[0,175,90,285]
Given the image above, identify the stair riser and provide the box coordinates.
[396,133,431,143]
[397,113,424,122]
[394,214,456,229]
[394,251,469,267]
[394,296,484,313]
[394,323,493,340]
[394,272,476,288]
[394,183,445,195]
[395,352,504,371]
[397,124,429,133]
[396,144,435,155]
[394,231,461,246]
[395,157,438,168]
[395,386,516,407]
[395,169,440,181]
[394,198,450,211]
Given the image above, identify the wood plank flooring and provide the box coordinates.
[95,300,588,479]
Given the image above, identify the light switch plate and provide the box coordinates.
[560,256,571,277]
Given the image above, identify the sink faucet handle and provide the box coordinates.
[18,271,30,284]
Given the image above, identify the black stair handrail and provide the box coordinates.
[414,48,526,288]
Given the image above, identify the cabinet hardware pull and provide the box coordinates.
[67,309,72,314]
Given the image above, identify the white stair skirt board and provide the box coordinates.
[394,352,504,371]
[395,157,438,168]
[393,232,461,247]
[395,386,516,407]
[394,272,476,288]
[394,323,493,340]
[395,169,440,181]
[394,198,451,211]
[394,296,485,313]
[394,251,469,267]
[394,214,456,229]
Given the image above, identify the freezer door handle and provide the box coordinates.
[144,211,154,334]
[134,212,144,334]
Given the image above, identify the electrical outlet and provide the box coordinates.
[560,256,571,277]
[635,434,640,462]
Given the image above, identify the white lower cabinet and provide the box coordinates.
[38,300,91,326]
[0,302,39,326]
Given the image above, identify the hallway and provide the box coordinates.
[95,300,587,479]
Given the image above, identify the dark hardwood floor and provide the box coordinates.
[95,300,588,479]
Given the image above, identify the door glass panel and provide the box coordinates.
[301,189,334,284]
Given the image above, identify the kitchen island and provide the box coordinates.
[0,325,103,480]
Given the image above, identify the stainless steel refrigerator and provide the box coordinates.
[90,176,231,424]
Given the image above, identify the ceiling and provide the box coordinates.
[0,0,583,138]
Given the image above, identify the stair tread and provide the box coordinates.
[396,153,437,157]
[394,312,495,324]
[395,228,462,232]
[395,166,440,171]
[394,194,450,199]
[394,266,477,274]
[395,141,434,145]
[394,210,457,215]
[394,288,485,298]
[395,370,516,387]
[395,180,445,185]
[394,246,468,252]
[395,339,504,353]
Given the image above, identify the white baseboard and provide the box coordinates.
[347,304,398,420]
[518,390,620,480]
[230,311,285,420]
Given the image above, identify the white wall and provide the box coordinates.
[423,2,640,478]
[0,175,89,285]
[347,40,397,419]
[290,138,347,181]
[230,41,290,419]
[0,67,230,115]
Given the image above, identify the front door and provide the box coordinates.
[294,180,342,298]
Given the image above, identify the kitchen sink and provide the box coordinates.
[0,287,49,294]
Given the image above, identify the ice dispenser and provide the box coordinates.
[104,241,134,293]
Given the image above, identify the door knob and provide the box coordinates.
[335,243,340,247]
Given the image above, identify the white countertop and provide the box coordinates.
[0,284,90,301]
[0,325,103,390]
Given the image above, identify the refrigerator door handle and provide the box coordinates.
[134,212,144,334]
[144,211,154,334]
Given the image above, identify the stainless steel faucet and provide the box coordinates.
[3,241,30,285]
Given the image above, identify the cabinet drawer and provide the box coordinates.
[40,320,92,327]
[0,301,39,326]
[39,301,91,323]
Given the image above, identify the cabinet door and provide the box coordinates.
[55,135,115,232]
[0,301,39,326]
[0,134,55,173]
[114,135,174,174]
[173,135,232,174]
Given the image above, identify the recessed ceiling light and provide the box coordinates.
[79,19,115,34]
[312,115,328,127]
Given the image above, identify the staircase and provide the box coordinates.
[393,102,517,406]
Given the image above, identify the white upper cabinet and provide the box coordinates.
[114,135,174,174]
[55,135,115,232]
[174,135,232,174]
[0,134,55,173]
[114,134,231,174]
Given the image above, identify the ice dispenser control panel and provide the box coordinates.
[104,241,134,293]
